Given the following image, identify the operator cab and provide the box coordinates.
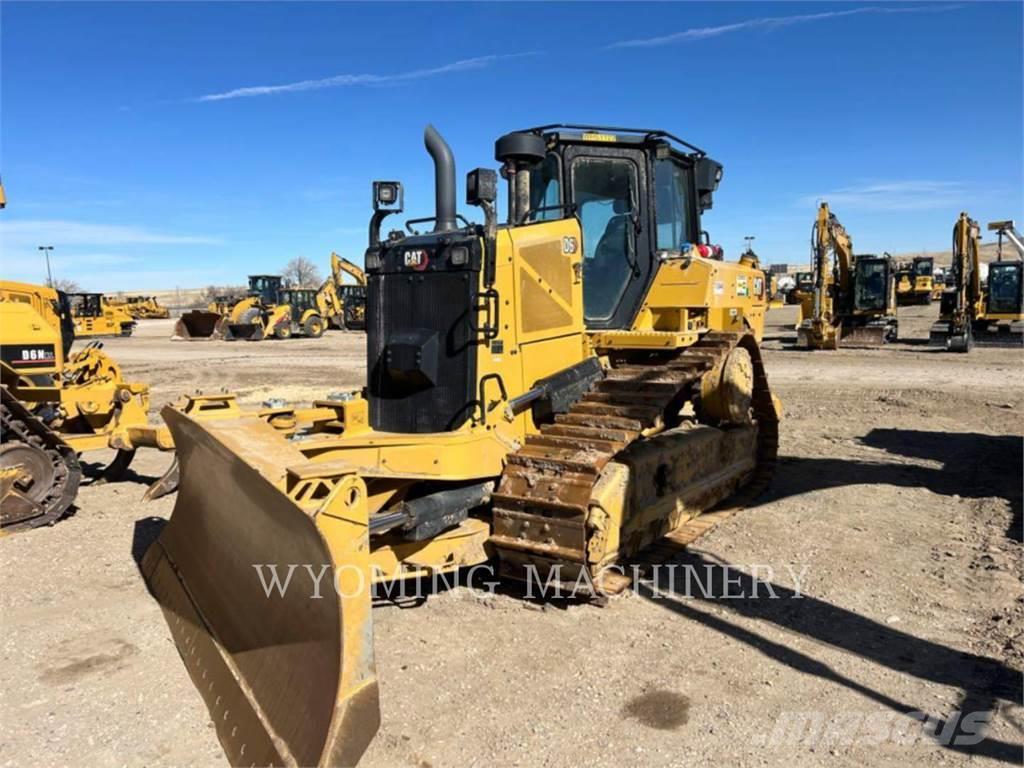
[851,255,893,313]
[987,261,1023,315]
[497,125,723,329]
[912,256,934,278]
[278,288,317,315]
[247,275,282,305]
[68,293,104,318]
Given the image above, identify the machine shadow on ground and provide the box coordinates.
[766,429,1023,542]
[635,551,1023,763]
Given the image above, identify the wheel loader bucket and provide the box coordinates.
[141,407,380,767]
[173,311,224,340]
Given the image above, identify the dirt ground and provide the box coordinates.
[1,307,1021,767]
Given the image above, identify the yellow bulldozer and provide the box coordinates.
[106,294,171,319]
[895,255,937,306]
[796,202,898,349]
[142,124,781,766]
[67,292,137,338]
[929,214,1024,350]
[0,280,238,530]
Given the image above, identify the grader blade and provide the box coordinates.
[173,311,224,340]
[141,407,380,767]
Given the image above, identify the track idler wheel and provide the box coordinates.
[0,442,54,524]
[698,347,754,425]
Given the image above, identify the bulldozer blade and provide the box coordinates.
[839,324,887,348]
[173,311,224,340]
[141,407,380,767]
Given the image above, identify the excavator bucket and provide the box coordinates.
[173,311,224,340]
[141,407,380,767]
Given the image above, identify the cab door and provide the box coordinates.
[564,146,652,330]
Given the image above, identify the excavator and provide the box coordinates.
[320,252,368,330]
[895,255,936,306]
[0,280,237,530]
[929,213,1024,350]
[67,292,137,338]
[796,203,898,349]
[142,124,781,767]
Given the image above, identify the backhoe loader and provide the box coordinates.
[142,124,780,767]
[222,274,330,340]
[68,292,136,338]
[0,280,235,530]
[320,252,368,330]
[930,214,1024,350]
[796,203,898,349]
[895,255,936,306]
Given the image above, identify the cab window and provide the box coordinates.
[571,156,639,321]
[654,159,692,252]
[527,154,561,222]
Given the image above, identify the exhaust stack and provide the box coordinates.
[424,124,457,232]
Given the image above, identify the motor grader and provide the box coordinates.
[67,292,136,338]
[930,214,1024,350]
[0,280,238,530]
[796,202,898,349]
[142,124,780,767]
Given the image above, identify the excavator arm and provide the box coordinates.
[331,252,367,286]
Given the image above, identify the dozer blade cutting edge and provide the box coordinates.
[141,407,380,767]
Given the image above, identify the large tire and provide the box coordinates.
[303,315,325,338]
[273,322,292,340]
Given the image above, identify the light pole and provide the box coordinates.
[38,246,54,286]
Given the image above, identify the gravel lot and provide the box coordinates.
[1,305,1021,767]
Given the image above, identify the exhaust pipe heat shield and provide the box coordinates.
[141,407,380,767]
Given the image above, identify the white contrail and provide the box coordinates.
[197,53,536,102]
[608,5,962,49]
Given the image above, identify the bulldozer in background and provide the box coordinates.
[894,255,937,306]
[67,292,137,338]
[929,214,1024,350]
[796,202,898,349]
[106,294,171,319]
[142,123,781,767]
[0,280,237,531]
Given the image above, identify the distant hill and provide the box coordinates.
[891,241,1014,266]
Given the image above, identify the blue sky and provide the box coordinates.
[1,1,1021,291]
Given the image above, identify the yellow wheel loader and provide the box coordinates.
[895,255,936,306]
[143,124,781,766]
[173,293,242,340]
[796,203,898,349]
[930,214,1024,350]
[67,292,136,338]
[0,280,240,531]
[222,275,329,341]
